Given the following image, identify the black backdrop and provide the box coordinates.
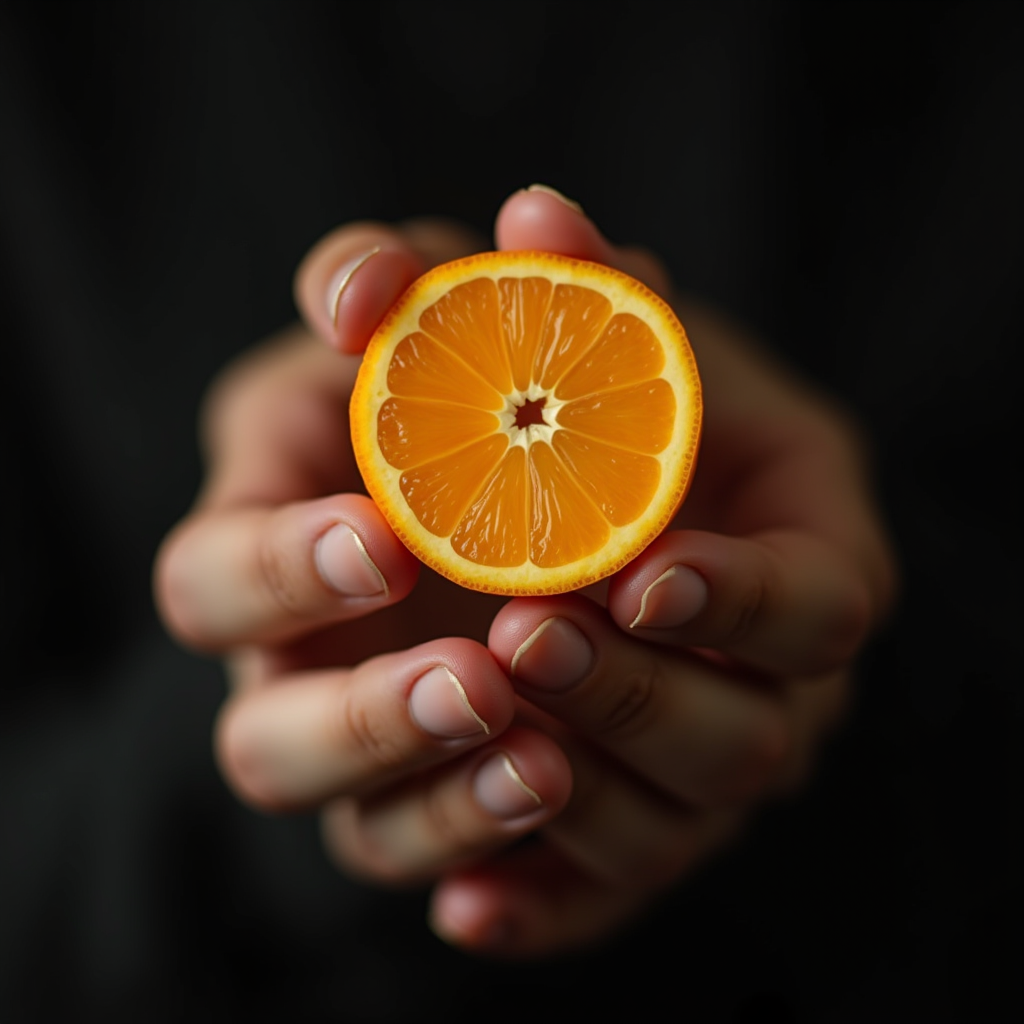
[1,2,1020,1022]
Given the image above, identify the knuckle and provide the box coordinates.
[257,528,306,619]
[337,693,406,773]
[729,576,765,646]
[321,803,406,884]
[421,783,472,852]
[594,662,662,739]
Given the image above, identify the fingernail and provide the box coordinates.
[473,753,542,820]
[409,666,490,739]
[510,617,593,693]
[526,183,584,214]
[630,565,708,629]
[325,247,380,329]
[315,524,388,598]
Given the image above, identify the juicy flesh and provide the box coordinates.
[379,276,675,568]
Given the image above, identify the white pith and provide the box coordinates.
[499,382,566,450]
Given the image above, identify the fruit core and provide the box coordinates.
[513,396,548,430]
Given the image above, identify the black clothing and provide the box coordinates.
[1,3,1020,1021]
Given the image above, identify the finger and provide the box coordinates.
[529,716,743,887]
[320,726,571,885]
[607,528,875,675]
[490,597,792,808]
[216,638,514,812]
[294,218,487,355]
[429,807,738,958]
[494,185,673,293]
[156,493,419,650]
[293,223,426,353]
[197,326,361,509]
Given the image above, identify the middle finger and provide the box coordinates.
[489,595,792,808]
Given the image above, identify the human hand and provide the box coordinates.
[154,187,896,960]
[426,189,897,956]
[154,209,581,894]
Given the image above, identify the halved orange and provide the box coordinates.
[350,250,701,595]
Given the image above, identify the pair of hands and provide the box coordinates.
[155,187,895,958]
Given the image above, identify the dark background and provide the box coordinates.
[0,2,1020,1021]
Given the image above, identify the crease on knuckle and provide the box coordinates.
[552,787,700,890]
[257,528,305,620]
[338,692,406,773]
[594,661,662,740]
[421,783,472,854]
[321,802,409,885]
[729,576,765,646]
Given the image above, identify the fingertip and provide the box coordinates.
[486,594,597,676]
[607,529,875,675]
[429,874,520,955]
[402,636,518,741]
[616,563,710,631]
[606,531,716,634]
[494,185,616,263]
[293,226,424,353]
[491,726,573,819]
[322,493,420,604]
[330,247,424,354]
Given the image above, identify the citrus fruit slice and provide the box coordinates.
[350,250,701,595]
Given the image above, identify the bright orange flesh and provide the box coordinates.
[350,251,702,595]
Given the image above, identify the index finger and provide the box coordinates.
[157,218,488,650]
[293,218,485,354]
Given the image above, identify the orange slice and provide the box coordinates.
[350,250,702,595]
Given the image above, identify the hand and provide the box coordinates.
[155,210,575,890]
[426,191,896,956]
[154,187,896,960]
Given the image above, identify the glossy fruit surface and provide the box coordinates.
[351,250,702,595]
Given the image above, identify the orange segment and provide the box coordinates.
[498,276,553,391]
[418,278,512,393]
[534,283,613,390]
[551,431,661,527]
[377,397,500,470]
[555,313,664,400]
[528,442,611,567]
[450,446,529,567]
[350,250,702,596]
[399,434,509,537]
[557,379,677,454]
[388,331,504,411]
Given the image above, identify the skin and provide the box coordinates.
[154,186,897,958]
